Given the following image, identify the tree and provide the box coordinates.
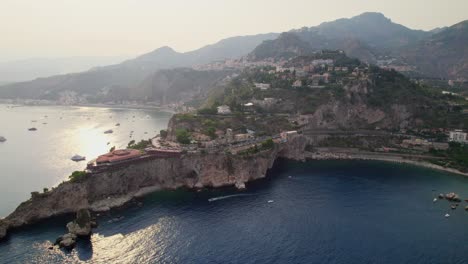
[160,129,168,139]
[261,138,275,150]
[197,107,217,115]
[176,129,191,144]
[204,126,217,139]
[69,171,87,183]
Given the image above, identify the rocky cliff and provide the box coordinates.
[0,136,307,240]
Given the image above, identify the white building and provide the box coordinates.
[254,83,271,90]
[280,131,298,141]
[217,105,232,115]
[449,130,467,143]
[292,80,303,88]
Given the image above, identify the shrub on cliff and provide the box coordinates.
[261,138,275,150]
[160,129,168,139]
[204,126,217,139]
[197,107,217,115]
[128,139,151,150]
[176,129,191,144]
[69,171,87,183]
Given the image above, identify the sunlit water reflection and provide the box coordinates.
[1,160,468,263]
[0,104,172,216]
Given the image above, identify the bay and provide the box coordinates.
[0,160,467,263]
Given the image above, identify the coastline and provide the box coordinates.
[1,135,467,241]
[0,101,177,113]
[304,151,468,177]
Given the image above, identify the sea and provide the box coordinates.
[1,105,468,263]
[0,104,172,217]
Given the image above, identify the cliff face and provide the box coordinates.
[1,136,306,239]
[298,81,413,130]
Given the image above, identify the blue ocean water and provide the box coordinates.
[0,160,467,263]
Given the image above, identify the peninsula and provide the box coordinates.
[1,51,468,241]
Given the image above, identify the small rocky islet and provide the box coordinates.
[53,209,97,250]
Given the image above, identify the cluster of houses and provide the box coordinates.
[192,57,281,71]
[400,138,449,152]
[251,58,369,90]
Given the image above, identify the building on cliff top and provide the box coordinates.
[96,149,142,165]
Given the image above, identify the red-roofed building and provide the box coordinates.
[96,149,142,165]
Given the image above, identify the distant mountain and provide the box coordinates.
[0,56,129,83]
[0,33,278,102]
[250,12,432,63]
[299,12,429,50]
[398,20,468,80]
[249,32,313,60]
[131,68,233,104]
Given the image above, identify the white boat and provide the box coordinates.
[0,136,6,142]
[268,200,274,203]
[433,198,438,203]
[104,129,113,134]
[445,213,450,218]
[71,155,86,162]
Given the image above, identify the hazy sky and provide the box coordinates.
[1,0,467,61]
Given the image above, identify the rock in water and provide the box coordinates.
[56,233,77,250]
[67,209,93,237]
[0,220,8,240]
[445,193,462,202]
[235,182,246,190]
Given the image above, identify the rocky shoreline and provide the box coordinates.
[0,135,306,241]
[0,134,466,241]
[305,151,468,177]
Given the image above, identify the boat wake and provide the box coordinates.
[208,193,256,202]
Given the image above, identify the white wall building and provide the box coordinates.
[449,130,467,143]
[217,105,232,115]
[254,83,271,90]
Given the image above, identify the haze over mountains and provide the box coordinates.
[0,33,278,103]
[0,56,129,84]
[0,12,466,104]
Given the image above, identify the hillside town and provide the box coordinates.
[82,52,468,175]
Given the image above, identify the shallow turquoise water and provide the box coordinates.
[0,105,171,216]
[0,160,467,263]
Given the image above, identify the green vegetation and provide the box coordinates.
[176,113,196,121]
[204,126,217,139]
[109,146,116,152]
[430,142,468,172]
[176,129,191,144]
[239,138,275,156]
[30,191,40,199]
[197,106,218,115]
[128,139,151,150]
[160,129,168,139]
[261,138,275,150]
[365,67,467,129]
[69,171,87,183]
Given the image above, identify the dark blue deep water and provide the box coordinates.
[1,160,468,264]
